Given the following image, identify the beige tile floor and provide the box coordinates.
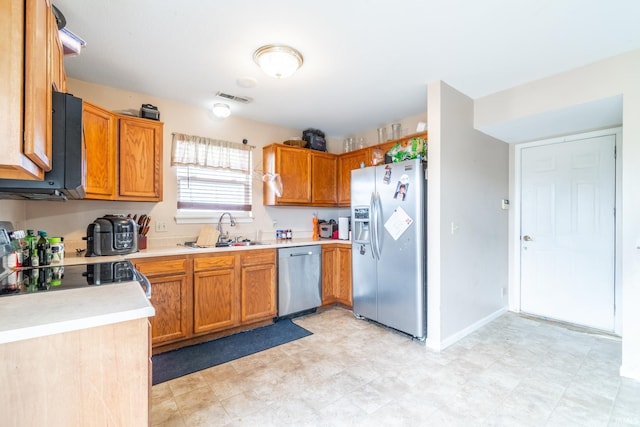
[151,307,640,426]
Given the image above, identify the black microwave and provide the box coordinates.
[0,91,85,201]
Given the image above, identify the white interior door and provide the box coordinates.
[520,135,615,331]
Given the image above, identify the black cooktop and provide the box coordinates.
[0,261,142,297]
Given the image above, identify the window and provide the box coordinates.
[175,165,252,212]
[171,133,254,219]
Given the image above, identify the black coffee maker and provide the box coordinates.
[84,215,138,256]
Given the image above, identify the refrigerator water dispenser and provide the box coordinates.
[353,206,370,243]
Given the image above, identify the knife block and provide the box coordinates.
[138,235,147,250]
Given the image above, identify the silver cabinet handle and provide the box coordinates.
[523,235,533,242]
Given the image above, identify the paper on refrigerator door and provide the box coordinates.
[384,206,414,240]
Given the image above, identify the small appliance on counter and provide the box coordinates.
[338,216,350,240]
[319,220,337,239]
[84,215,138,257]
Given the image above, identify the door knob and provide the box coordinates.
[523,235,533,241]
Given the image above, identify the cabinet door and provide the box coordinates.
[321,246,337,305]
[193,254,238,334]
[337,150,369,207]
[0,0,33,179]
[275,145,312,204]
[48,6,65,93]
[23,0,52,172]
[118,117,163,201]
[147,274,190,345]
[336,247,353,307]
[193,268,238,333]
[134,257,190,346]
[241,263,277,323]
[83,102,117,199]
[312,152,337,205]
[240,250,276,323]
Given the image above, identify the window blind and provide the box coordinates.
[176,165,252,212]
[171,133,254,213]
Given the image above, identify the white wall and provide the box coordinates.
[474,49,640,380]
[0,201,25,228]
[426,81,509,350]
[0,79,349,251]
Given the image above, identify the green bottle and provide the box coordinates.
[37,230,52,266]
[24,230,37,267]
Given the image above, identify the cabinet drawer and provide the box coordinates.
[240,249,276,266]
[194,255,236,271]
[134,258,187,276]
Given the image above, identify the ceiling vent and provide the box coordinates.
[215,92,253,104]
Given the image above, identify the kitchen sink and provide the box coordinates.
[183,240,263,248]
[215,240,263,247]
[231,241,264,246]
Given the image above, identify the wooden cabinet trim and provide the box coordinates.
[240,249,276,266]
[134,258,187,276]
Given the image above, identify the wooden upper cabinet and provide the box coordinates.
[83,106,163,202]
[83,101,117,199]
[263,144,312,205]
[0,0,60,180]
[263,143,339,206]
[337,149,369,207]
[23,0,52,172]
[311,151,337,205]
[118,115,163,201]
[263,133,426,207]
[48,5,66,93]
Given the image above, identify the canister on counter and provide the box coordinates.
[50,237,64,264]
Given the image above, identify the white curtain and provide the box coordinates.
[171,133,254,172]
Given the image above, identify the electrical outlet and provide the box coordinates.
[450,222,460,235]
[155,221,168,232]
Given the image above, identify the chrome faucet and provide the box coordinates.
[217,212,236,242]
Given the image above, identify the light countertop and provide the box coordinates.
[0,238,349,345]
[0,281,154,345]
[63,238,352,265]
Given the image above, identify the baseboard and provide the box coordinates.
[426,307,508,352]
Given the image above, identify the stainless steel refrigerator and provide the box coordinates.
[351,159,426,340]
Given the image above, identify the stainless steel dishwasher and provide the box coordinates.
[278,245,322,317]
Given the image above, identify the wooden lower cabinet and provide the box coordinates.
[0,318,150,426]
[134,256,191,346]
[193,254,239,333]
[322,244,353,307]
[138,250,277,351]
[240,250,277,322]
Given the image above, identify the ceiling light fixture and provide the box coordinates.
[253,44,303,79]
[212,103,231,118]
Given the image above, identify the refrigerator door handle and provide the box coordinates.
[375,192,383,256]
[371,192,381,260]
[369,192,378,260]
